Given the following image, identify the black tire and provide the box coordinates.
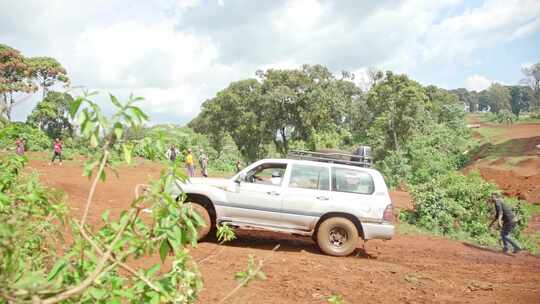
[185,202,212,241]
[316,217,359,256]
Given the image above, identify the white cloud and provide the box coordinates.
[465,74,494,91]
[4,0,540,123]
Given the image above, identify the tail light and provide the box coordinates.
[383,204,394,223]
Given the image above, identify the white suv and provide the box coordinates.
[172,154,394,256]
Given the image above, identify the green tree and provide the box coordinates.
[27,91,74,138]
[365,71,428,154]
[27,57,69,100]
[508,85,535,116]
[486,83,511,113]
[451,88,478,112]
[521,62,540,101]
[0,44,36,121]
[195,79,272,162]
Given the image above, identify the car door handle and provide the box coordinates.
[316,196,329,201]
[266,191,280,196]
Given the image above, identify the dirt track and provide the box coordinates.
[466,120,540,203]
[28,158,540,303]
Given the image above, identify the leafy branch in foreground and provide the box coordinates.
[0,93,205,303]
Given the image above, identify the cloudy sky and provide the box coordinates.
[2,0,540,124]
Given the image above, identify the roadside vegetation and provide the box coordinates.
[1,42,540,301]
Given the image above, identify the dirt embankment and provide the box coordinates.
[26,158,540,304]
[466,121,540,204]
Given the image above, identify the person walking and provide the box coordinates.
[235,160,242,173]
[49,138,63,166]
[489,192,522,254]
[166,144,179,162]
[198,149,208,177]
[185,148,195,177]
[15,138,25,156]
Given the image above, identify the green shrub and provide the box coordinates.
[376,123,472,188]
[0,122,51,151]
[402,171,529,245]
[376,149,411,189]
[487,110,518,124]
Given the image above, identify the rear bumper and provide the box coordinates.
[362,222,394,240]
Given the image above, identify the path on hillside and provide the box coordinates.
[28,158,540,304]
[466,117,540,203]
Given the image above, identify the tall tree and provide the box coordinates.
[521,63,540,94]
[27,57,69,100]
[193,79,272,162]
[365,72,428,154]
[27,91,74,138]
[0,44,36,121]
[486,83,511,113]
[520,62,540,111]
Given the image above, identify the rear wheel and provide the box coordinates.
[316,217,359,256]
[185,202,211,241]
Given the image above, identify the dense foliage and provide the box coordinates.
[0,122,51,151]
[401,171,528,245]
[0,94,212,303]
[451,62,540,116]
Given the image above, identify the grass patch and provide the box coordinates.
[473,126,504,145]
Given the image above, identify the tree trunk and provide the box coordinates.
[42,80,47,100]
[389,117,399,151]
[6,92,14,121]
[280,127,288,156]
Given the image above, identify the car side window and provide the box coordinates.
[288,164,330,191]
[332,167,374,194]
[245,163,287,186]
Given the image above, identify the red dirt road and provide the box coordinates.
[467,120,540,203]
[29,158,540,304]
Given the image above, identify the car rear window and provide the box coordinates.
[331,167,374,194]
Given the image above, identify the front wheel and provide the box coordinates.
[316,217,359,256]
[185,202,211,241]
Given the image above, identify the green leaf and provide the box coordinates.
[89,287,108,300]
[99,168,107,182]
[47,258,68,281]
[146,264,161,277]
[90,133,98,148]
[113,122,124,140]
[102,210,110,223]
[129,106,149,122]
[110,94,122,108]
[69,96,83,118]
[159,240,170,263]
[122,144,132,164]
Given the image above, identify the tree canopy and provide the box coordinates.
[27,91,74,139]
[0,44,36,121]
[27,57,69,99]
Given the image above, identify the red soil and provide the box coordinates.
[26,158,540,304]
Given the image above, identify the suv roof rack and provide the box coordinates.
[287,149,373,168]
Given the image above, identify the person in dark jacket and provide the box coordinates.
[489,192,522,254]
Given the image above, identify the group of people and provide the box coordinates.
[166,145,208,178]
[15,137,63,166]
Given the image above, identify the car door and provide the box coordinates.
[280,163,331,230]
[225,161,288,226]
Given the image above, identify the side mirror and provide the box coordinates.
[235,173,246,184]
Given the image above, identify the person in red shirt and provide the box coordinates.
[15,138,25,156]
[49,138,63,166]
